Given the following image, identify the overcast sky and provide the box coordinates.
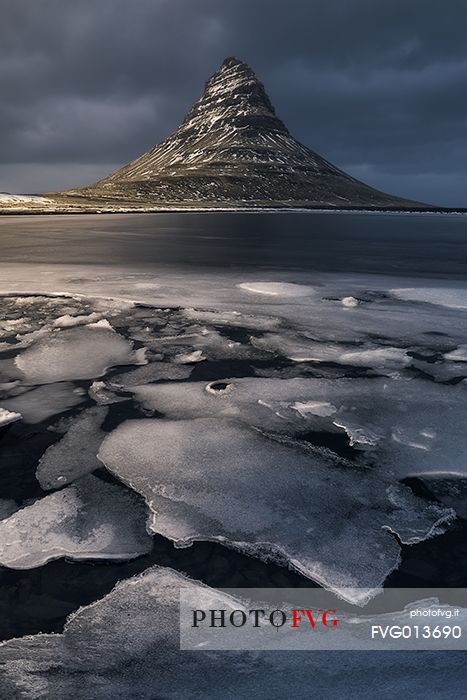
[1,0,466,205]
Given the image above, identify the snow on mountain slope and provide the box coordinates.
[67,57,429,209]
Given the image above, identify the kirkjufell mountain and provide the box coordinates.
[2,57,432,212]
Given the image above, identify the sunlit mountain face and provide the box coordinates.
[63,57,429,210]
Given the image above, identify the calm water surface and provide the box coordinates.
[0,212,466,278]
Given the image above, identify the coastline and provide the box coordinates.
[1,205,467,216]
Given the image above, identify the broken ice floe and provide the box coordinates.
[150,324,256,362]
[0,317,32,335]
[1,383,85,423]
[291,400,337,418]
[88,318,114,330]
[131,378,333,435]
[110,361,192,388]
[0,380,22,397]
[444,345,467,362]
[338,348,410,369]
[0,358,22,384]
[98,418,453,604]
[1,291,466,608]
[0,408,22,428]
[0,294,135,352]
[0,474,152,569]
[410,358,467,382]
[15,326,147,384]
[53,312,103,328]
[238,282,314,297]
[342,296,359,307]
[182,307,281,330]
[333,419,381,447]
[391,287,467,310]
[0,566,465,699]
[36,406,108,489]
[88,380,127,405]
[411,474,467,519]
[129,376,467,474]
[251,333,410,370]
[174,349,206,363]
[180,329,254,361]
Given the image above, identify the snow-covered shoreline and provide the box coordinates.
[1,204,466,216]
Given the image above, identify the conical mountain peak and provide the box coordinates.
[219,56,250,71]
[69,57,427,210]
[179,56,288,136]
[213,56,261,85]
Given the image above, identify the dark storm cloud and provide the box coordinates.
[1,0,466,204]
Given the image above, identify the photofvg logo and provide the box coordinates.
[180,588,467,651]
[192,607,340,630]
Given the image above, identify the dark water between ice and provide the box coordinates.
[1,212,467,278]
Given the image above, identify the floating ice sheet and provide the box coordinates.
[174,328,255,362]
[15,326,147,384]
[251,333,410,369]
[411,359,467,382]
[411,473,467,519]
[130,376,467,474]
[391,287,467,310]
[130,380,313,434]
[110,361,192,388]
[53,312,102,328]
[36,406,108,489]
[342,296,360,307]
[444,345,467,362]
[0,358,22,383]
[174,349,206,363]
[338,348,410,368]
[0,408,21,428]
[1,383,85,423]
[131,378,350,435]
[238,282,314,297]
[182,307,281,330]
[88,380,127,405]
[98,418,452,603]
[0,295,136,358]
[0,474,152,568]
[292,400,337,417]
[0,566,465,699]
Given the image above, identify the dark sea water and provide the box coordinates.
[1,211,466,278]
